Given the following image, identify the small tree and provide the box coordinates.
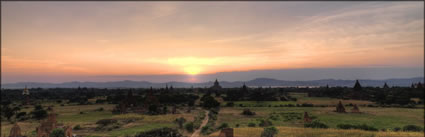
[304,121,328,129]
[185,122,194,132]
[218,123,229,130]
[259,119,273,127]
[403,125,423,132]
[50,128,65,137]
[73,125,82,130]
[201,95,220,109]
[248,122,256,127]
[261,127,278,137]
[31,105,47,120]
[174,117,186,129]
[242,109,256,116]
[3,105,15,121]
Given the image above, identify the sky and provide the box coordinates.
[1,2,424,83]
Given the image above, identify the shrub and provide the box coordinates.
[403,125,423,132]
[96,107,104,111]
[235,124,240,127]
[174,117,186,129]
[337,124,377,131]
[31,105,47,120]
[242,109,256,116]
[185,122,194,132]
[259,119,273,127]
[50,128,65,137]
[226,102,234,107]
[393,127,401,132]
[304,121,328,129]
[96,119,118,126]
[357,124,378,131]
[248,122,256,127]
[201,125,210,134]
[301,103,314,107]
[73,125,81,130]
[16,112,27,120]
[218,123,229,130]
[261,126,278,137]
[135,127,183,137]
[96,99,107,104]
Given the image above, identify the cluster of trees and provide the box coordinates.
[1,100,48,122]
[1,84,423,111]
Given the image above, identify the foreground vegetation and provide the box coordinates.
[210,126,424,137]
[1,84,423,137]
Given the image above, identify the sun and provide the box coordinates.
[184,66,202,75]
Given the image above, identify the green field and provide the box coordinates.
[216,106,424,130]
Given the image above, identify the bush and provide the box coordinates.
[304,121,328,129]
[174,117,186,129]
[135,127,183,137]
[96,107,104,111]
[96,119,118,126]
[31,105,48,120]
[248,122,256,127]
[337,124,377,131]
[403,125,423,132]
[301,103,314,107]
[226,102,234,107]
[73,125,81,130]
[218,123,229,129]
[201,125,210,134]
[242,109,256,116]
[201,95,220,109]
[393,127,401,132]
[259,119,273,127]
[261,126,278,137]
[50,128,65,137]
[16,112,27,120]
[185,122,194,132]
[356,124,378,131]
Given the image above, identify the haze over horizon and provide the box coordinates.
[2,2,424,84]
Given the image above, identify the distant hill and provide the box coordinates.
[1,77,423,89]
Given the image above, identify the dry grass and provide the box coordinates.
[210,127,424,137]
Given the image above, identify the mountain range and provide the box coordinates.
[1,77,423,89]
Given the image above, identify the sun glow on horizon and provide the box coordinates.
[184,66,202,75]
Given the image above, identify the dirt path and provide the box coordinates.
[191,110,209,137]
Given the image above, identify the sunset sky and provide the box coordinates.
[1,2,424,83]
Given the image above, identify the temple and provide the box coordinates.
[383,82,389,89]
[335,101,346,113]
[210,79,222,90]
[22,85,30,105]
[353,80,362,91]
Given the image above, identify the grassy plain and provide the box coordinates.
[1,96,423,137]
[210,127,424,137]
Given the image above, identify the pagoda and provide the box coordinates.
[335,101,346,113]
[22,85,30,105]
[211,79,222,89]
[383,82,389,89]
[353,80,362,91]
